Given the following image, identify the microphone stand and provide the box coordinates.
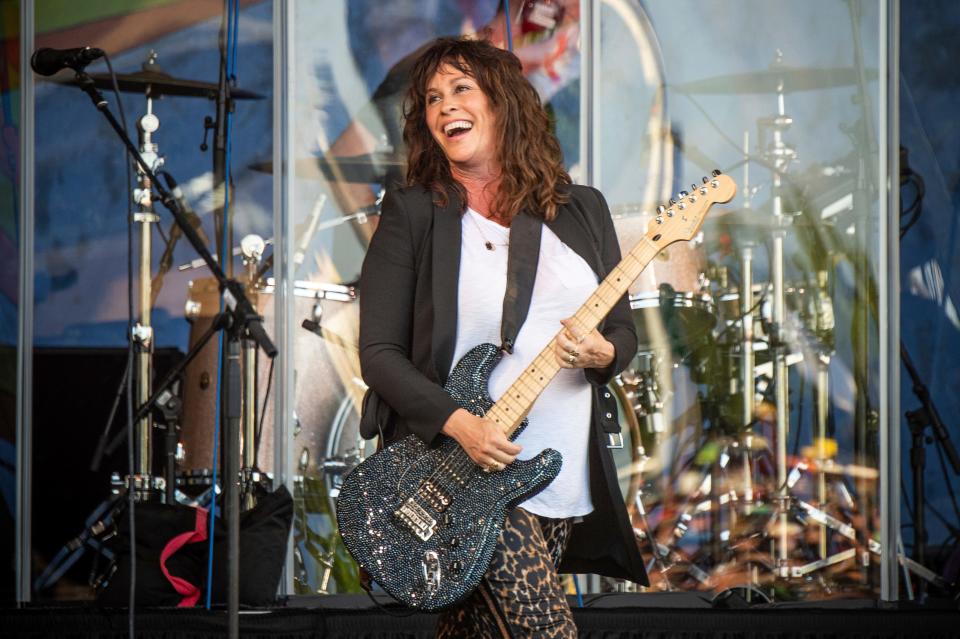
[901,342,960,599]
[70,69,276,635]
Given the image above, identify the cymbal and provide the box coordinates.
[249,153,407,184]
[81,69,264,100]
[675,66,878,95]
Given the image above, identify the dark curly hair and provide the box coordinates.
[403,37,571,221]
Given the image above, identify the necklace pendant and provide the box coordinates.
[484,241,494,251]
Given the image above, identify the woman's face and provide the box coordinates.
[425,63,499,174]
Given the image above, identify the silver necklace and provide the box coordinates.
[468,210,509,251]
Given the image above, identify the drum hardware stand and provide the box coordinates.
[130,65,166,496]
[32,491,122,593]
[154,383,183,505]
[626,453,675,591]
[68,68,276,631]
[755,51,800,578]
[812,271,836,560]
[629,352,665,437]
[240,234,267,511]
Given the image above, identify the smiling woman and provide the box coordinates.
[349,37,647,637]
[403,37,573,227]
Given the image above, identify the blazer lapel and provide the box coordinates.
[431,195,462,385]
[545,201,604,277]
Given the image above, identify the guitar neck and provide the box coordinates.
[485,173,736,437]
[488,239,662,437]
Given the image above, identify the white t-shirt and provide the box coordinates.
[450,208,597,518]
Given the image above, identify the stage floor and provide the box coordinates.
[2,593,957,638]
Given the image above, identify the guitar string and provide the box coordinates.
[395,179,724,514]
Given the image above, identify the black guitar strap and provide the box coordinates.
[500,211,543,354]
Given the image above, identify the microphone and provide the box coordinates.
[30,46,105,76]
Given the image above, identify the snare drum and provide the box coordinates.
[613,207,715,363]
[629,287,715,357]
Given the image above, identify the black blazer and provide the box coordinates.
[358,183,649,585]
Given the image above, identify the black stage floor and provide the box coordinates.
[2,593,957,638]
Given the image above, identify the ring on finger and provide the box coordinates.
[567,353,576,364]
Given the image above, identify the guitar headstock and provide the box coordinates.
[646,171,737,246]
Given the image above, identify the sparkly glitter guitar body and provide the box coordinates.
[336,173,736,610]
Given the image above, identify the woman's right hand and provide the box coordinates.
[441,408,522,470]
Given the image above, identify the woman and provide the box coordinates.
[358,37,647,637]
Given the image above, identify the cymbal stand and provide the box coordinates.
[738,129,758,516]
[130,69,165,499]
[758,51,798,578]
[240,234,267,510]
[778,459,881,580]
[812,270,836,560]
[70,65,276,638]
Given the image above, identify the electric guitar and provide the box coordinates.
[336,172,737,610]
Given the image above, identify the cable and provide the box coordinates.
[206,0,241,608]
[504,0,513,51]
[899,173,925,239]
[254,358,275,464]
[104,52,136,639]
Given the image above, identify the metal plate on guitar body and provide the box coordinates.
[336,343,563,610]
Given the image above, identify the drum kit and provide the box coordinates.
[42,48,891,603]
[36,51,380,597]
[607,53,885,601]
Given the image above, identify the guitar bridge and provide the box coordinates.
[395,498,437,541]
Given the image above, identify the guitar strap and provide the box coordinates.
[500,211,543,354]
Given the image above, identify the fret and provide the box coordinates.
[486,404,508,428]
[513,377,540,401]
[496,173,734,440]
[499,391,526,417]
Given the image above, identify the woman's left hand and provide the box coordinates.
[554,318,615,370]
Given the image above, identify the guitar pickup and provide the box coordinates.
[395,498,437,541]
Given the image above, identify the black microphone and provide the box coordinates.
[30,46,105,76]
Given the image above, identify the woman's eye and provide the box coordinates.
[456,84,470,92]
[427,94,440,104]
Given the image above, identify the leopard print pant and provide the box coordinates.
[435,508,576,638]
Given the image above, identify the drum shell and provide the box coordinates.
[178,278,362,477]
[613,210,706,297]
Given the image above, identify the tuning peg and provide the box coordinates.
[702,176,709,184]
[668,198,676,206]
[679,190,689,198]
[691,183,698,192]
[656,205,666,215]
[712,169,722,177]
